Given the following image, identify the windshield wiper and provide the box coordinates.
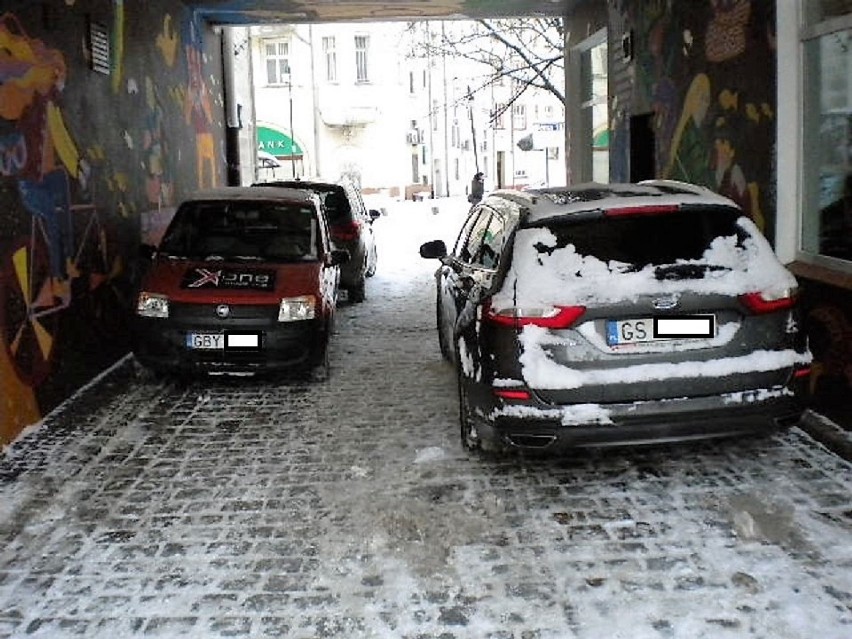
[654,263,731,281]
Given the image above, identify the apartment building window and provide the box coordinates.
[494,103,506,129]
[800,13,851,264]
[355,35,370,83]
[322,36,337,82]
[513,104,527,130]
[264,39,290,85]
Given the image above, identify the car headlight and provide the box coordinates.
[136,292,169,318]
[278,295,316,322]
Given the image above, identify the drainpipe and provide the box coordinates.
[308,25,321,176]
[222,27,241,185]
[441,22,450,197]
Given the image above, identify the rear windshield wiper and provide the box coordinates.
[654,263,731,281]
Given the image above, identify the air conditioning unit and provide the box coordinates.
[406,130,421,145]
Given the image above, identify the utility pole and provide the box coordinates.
[467,85,479,172]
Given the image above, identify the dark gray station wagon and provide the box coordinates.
[420,181,812,453]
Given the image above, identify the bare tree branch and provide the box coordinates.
[405,18,565,108]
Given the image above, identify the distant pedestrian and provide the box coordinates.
[468,172,484,205]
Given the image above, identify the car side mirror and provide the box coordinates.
[419,240,447,259]
[368,209,381,223]
[139,244,157,261]
[329,249,350,266]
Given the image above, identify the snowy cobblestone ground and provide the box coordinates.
[1,198,851,638]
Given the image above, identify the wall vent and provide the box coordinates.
[88,18,110,75]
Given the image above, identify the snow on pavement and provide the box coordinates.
[0,196,851,639]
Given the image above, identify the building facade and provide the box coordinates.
[248,22,413,195]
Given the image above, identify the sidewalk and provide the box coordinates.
[799,387,852,460]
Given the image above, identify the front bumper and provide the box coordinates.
[132,312,324,375]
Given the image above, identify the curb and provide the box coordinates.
[798,409,852,462]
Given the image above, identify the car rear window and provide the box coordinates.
[159,200,319,262]
[498,206,796,309]
[265,182,351,225]
[530,206,746,268]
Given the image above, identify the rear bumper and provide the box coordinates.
[470,386,805,451]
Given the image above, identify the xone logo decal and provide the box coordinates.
[181,267,276,290]
[188,268,221,288]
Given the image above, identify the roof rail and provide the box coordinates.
[488,189,538,207]
[637,179,713,195]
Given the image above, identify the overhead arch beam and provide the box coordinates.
[184,0,582,25]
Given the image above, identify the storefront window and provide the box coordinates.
[804,0,852,24]
[801,25,851,263]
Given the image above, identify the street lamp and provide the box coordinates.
[284,70,296,178]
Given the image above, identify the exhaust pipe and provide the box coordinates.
[507,433,557,449]
[774,414,802,428]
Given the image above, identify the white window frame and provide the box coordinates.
[322,36,337,83]
[494,103,506,130]
[775,5,852,274]
[513,104,527,130]
[355,35,370,83]
[264,39,291,86]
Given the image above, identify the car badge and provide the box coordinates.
[651,295,679,310]
[216,304,231,319]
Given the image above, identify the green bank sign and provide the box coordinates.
[257,127,302,156]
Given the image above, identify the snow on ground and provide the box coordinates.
[0,196,851,639]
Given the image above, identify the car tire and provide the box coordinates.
[349,279,366,303]
[436,295,452,362]
[457,346,505,454]
[308,334,330,382]
[457,363,481,452]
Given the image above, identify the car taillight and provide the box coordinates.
[493,388,532,400]
[484,300,586,329]
[603,204,680,217]
[331,220,362,242]
[739,290,798,314]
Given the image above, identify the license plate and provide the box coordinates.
[186,332,224,350]
[225,332,261,350]
[606,315,715,346]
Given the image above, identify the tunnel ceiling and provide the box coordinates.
[183,0,581,24]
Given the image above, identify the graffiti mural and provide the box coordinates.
[621,0,777,237]
[0,1,225,446]
[0,12,92,386]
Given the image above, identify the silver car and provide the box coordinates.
[419,181,812,453]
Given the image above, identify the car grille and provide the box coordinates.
[170,303,278,324]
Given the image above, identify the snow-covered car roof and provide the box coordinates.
[489,180,738,225]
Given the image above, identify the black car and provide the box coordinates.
[420,181,812,453]
[254,178,380,302]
